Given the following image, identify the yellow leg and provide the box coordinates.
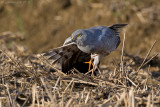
[85,58,95,76]
[91,64,95,76]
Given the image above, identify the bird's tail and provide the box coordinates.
[109,24,128,36]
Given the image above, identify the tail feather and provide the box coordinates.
[109,24,128,36]
[109,24,128,30]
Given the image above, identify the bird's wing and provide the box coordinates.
[109,24,127,49]
[97,24,127,53]
[38,43,78,70]
[38,42,90,73]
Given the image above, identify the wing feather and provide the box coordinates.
[37,43,90,73]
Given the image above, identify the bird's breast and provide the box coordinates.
[77,45,92,53]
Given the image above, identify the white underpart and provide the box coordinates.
[91,54,102,70]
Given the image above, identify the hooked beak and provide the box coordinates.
[63,36,73,45]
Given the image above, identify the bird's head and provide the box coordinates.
[63,29,85,45]
[71,29,85,43]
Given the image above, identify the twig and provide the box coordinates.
[142,53,159,67]
[6,84,13,107]
[152,88,154,107]
[115,91,126,107]
[40,78,55,104]
[21,94,32,107]
[64,78,74,93]
[0,49,32,73]
[92,77,116,86]
[85,69,93,75]
[31,84,36,106]
[124,60,134,68]
[62,78,98,86]
[38,54,66,76]
[137,40,156,72]
[126,77,137,87]
[53,77,60,103]
[65,98,73,107]
[98,95,116,106]
[147,94,151,107]
[53,77,60,91]
[121,32,126,75]
[85,92,90,104]
[129,87,135,107]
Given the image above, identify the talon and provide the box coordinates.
[84,58,94,71]
[85,58,95,76]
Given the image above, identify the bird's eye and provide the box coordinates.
[78,34,82,37]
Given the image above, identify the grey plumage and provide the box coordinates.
[72,24,127,55]
[39,24,127,73]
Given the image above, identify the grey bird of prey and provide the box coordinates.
[40,24,127,75]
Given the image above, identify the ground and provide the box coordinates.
[0,0,160,106]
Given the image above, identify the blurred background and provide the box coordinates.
[0,0,160,64]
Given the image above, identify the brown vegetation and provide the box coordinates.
[0,32,160,106]
[0,0,160,106]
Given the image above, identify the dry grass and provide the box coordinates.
[0,32,160,107]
